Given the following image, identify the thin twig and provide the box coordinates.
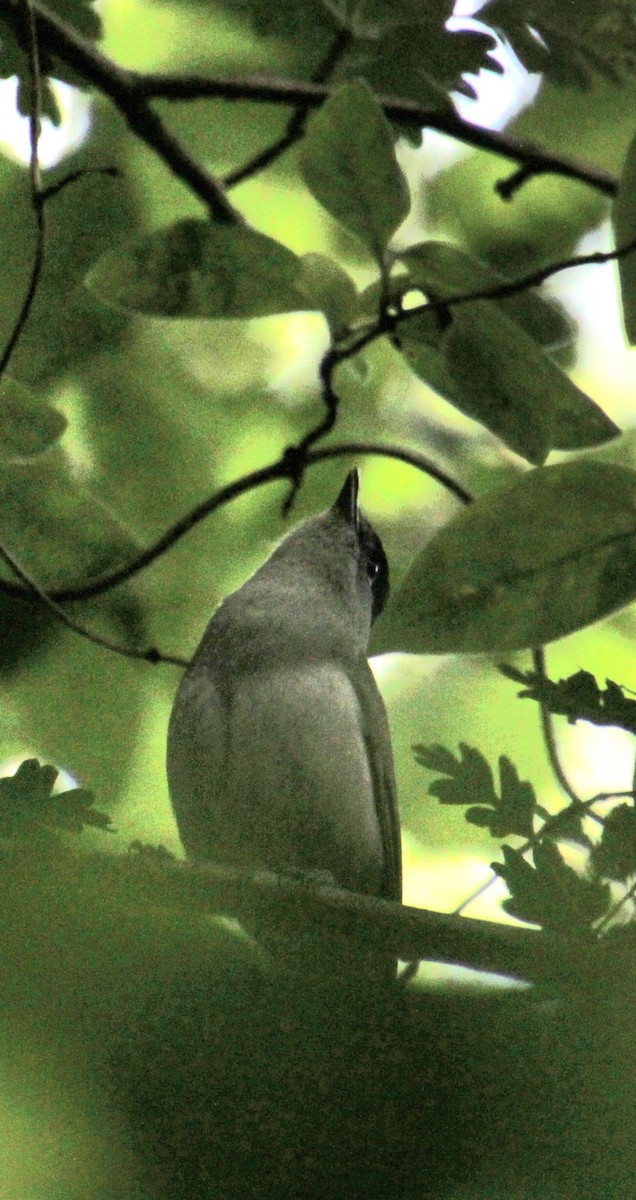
[128,68,618,198]
[0,540,188,666]
[40,164,121,203]
[224,28,352,188]
[532,646,584,807]
[0,2,619,199]
[0,0,45,379]
[0,441,472,604]
[0,0,240,222]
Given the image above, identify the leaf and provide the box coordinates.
[494,842,610,930]
[482,1,634,90]
[0,758,111,837]
[86,219,306,319]
[613,130,636,345]
[0,0,102,102]
[442,301,557,464]
[0,448,142,589]
[395,243,618,453]
[300,78,410,260]
[443,300,616,463]
[591,804,636,882]
[500,665,636,735]
[398,240,575,354]
[295,253,358,334]
[415,742,535,839]
[370,460,636,655]
[0,379,67,461]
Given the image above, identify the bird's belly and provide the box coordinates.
[170,663,385,896]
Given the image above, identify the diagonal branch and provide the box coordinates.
[133,70,618,198]
[0,0,240,221]
[0,441,472,603]
[0,1,618,200]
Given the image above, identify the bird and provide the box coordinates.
[166,470,401,983]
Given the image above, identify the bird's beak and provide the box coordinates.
[333,469,360,528]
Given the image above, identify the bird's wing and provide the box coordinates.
[352,655,402,903]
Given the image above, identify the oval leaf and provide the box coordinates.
[0,379,67,461]
[370,460,636,655]
[443,301,616,464]
[399,239,574,353]
[86,219,305,319]
[0,449,141,588]
[443,301,556,464]
[295,252,358,334]
[613,129,636,344]
[300,78,410,261]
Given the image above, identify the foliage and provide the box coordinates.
[0,0,636,1193]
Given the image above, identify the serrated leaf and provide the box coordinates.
[0,379,67,462]
[0,0,102,98]
[0,758,111,837]
[613,130,636,345]
[412,741,462,776]
[482,1,636,90]
[370,460,636,655]
[494,841,610,930]
[592,804,636,881]
[295,253,357,334]
[300,78,410,260]
[500,665,636,735]
[86,219,306,319]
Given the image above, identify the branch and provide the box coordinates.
[131,70,617,198]
[0,441,472,604]
[0,539,189,667]
[224,28,352,189]
[0,0,240,222]
[0,2,617,199]
[0,0,45,379]
[85,850,592,988]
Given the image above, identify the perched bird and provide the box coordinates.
[166,470,401,981]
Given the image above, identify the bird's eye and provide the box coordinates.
[367,558,381,582]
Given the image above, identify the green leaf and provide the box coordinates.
[394,243,618,453]
[0,757,111,837]
[295,253,358,334]
[370,460,636,655]
[0,448,142,589]
[0,0,102,101]
[613,130,636,345]
[300,78,410,260]
[414,742,535,839]
[494,841,610,930]
[501,665,636,736]
[592,804,636,882]
[86,219,306,319]
[482,1,632,89]
[0,379,67,462]
[441,300,615,464]
[398,240,574,354]
[442,301,558,464]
